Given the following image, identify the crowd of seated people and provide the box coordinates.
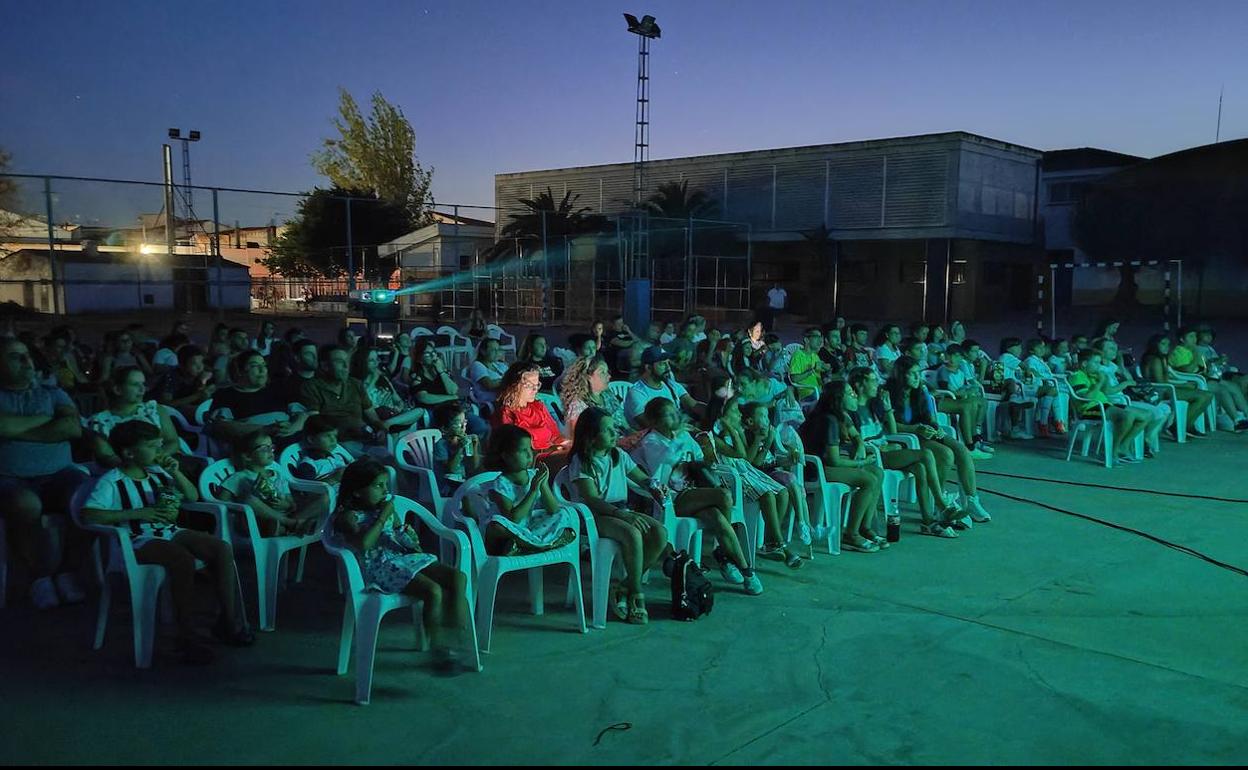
[1,308,1244,674]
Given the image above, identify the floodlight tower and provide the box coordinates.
[167,128,201,229]
[624,13,660,208]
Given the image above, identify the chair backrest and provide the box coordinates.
[410,327,434,337]
[536,392,565,426]
[396,428,442,469]
[193,399,213,427]
[607,380,633,403]
[551,347,576,368]
[278,442,354,478]
[784,342,802,357]
[446,470,500,530]
[318,515,366,596]
[199,458,238,502]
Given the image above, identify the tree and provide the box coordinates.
[495,188,608,258]
[0,147,16,211]
[262,188,412,281]
[640,180,718,219]
[311,89,434,224]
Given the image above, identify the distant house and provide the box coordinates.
[0,247,250,313]
[378,214,495,319]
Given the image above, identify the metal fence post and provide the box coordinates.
[43,177,61,315]
[213,189,224,319]
[345,196,355,293]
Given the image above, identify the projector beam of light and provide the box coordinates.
[376,251,554,301]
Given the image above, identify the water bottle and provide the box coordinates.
[886,515,901,543]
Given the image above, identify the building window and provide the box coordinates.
[951,260,968,285]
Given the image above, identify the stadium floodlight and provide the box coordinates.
[623,13,661,38]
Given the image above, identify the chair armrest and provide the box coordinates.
[182,501,232,546]
[884,433,920,449]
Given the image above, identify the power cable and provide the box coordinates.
[977,470,1248,505]
[976,485,1248,579]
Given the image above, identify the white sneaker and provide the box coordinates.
[965,495,992,523]
[718,560,745,585]
[54,572,86,604]
[741,569,764,595]
[942,491,962,511]
[1009,428,1035,440]
[29,576,60,610]
[969,448,993,460]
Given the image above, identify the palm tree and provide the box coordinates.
[500,188,607,240]
[640,180,718,219]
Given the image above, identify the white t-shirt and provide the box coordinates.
[567,449,638,505]
[1024,354,1055,380]
[875,344,902,370]
[468,360,508,403]
[221,463,291,507]
[767,287,787,310]
[623,378,690,428]
[153,348,178,368]
[633,430,704,491]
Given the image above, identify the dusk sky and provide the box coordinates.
[4,0,1246,221]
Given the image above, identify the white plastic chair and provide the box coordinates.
[1169,369,1219,432]
[393,429,448,530]
[607,380,633,405]
[322,495,481,704]
[554,466,691,630]
[198,459,321,631]
[277,443,397,513]
[70,479,234,669]
[801,455,851,555]
[486,324,518,358]
[535,392,566,432]
[166,407,207,458]
[447,473,585,652]
[1064,393,1144,467]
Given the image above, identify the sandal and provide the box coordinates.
[608,581,629,621]
[626,593,648,625]
[841,538,879,553]
[920,521,959,539]
[783,548,804,570]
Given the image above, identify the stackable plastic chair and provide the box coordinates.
[486,324,518,358]
[198,459,321,631]
[322,495,480,704]
[446,473,585,652]
[71,479,234,669]
[1064,393,1144,468]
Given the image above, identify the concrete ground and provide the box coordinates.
[3,426,1247,764]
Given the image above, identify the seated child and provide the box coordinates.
[475,424,577,557]
[81,419,253,664]
[330,457,469,672]
[432,403,483,496]
[219,431,323,536]
[742,401,812,554]
[293,414,348,484]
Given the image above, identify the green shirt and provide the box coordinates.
[299,376,372,435]
[788,348,823,399]
[1068,370,1110,416]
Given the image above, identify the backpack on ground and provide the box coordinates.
[665,550,713,621]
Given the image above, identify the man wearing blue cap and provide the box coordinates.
[624,347,704,429]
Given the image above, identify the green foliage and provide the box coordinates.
[640,180,718,219]
[262,188,412,280]
[497,188,608,258]
[311,89,434,224]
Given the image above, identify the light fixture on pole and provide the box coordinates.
[623,14,660,209]
[167,128,201,234]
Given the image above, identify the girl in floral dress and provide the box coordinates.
[331,458,469,672]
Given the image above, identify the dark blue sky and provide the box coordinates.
[4,0,1246,220]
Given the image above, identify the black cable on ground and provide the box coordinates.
[977,485,1248,580]
[977,470,1248,504]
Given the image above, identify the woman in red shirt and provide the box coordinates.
[492,363,567,457]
